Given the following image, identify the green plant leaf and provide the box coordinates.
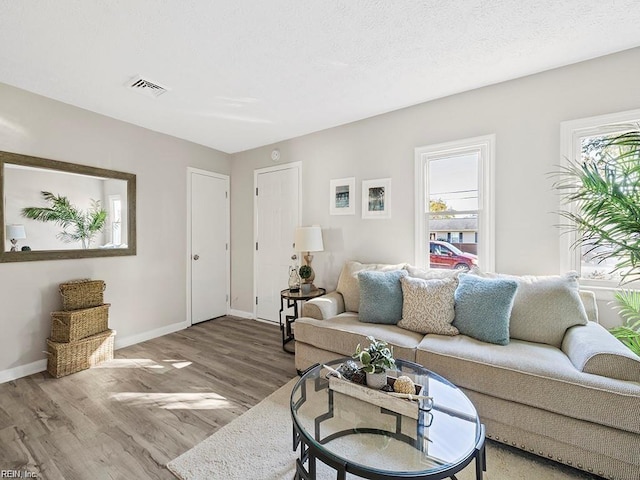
[360,351,371,365]
[609,326,640,356]
[612,289,640,330]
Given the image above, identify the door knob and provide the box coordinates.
[291,254,297,260]
[193,254,200,260]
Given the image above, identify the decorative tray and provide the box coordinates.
[327,374,429,420]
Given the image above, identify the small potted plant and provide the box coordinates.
[299,264,313,293]
[353,336,396,389]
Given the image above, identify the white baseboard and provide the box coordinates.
[114,320,189,350]
[253,317,279,327]
[0,320,190,384]
[0,359,48,384]
[228,309,255,320]
[227,310,278,328]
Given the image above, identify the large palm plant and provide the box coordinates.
[554,130,640,283]
[21,191,107,249]
[611,290,640,356]
[553,128,640,356]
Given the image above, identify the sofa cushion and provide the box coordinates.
[416,334,640,435]
[478,271,589,347]
[453,274,518,345]
[336,261,406,312]
[397,276,458,335]
[358,270,407,324]
[295,313,423,362]
[562,321,640,383]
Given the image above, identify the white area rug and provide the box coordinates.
[167,378,596,480]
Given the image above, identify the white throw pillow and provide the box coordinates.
[480,271,588,347]
[397,276,459,335]
[405,265,461,281]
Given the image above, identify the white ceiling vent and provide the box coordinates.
[125,75,169,98]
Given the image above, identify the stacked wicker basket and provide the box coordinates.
[46,279,116,378]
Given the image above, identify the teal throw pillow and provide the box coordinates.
[358,270,407,324]
[453,274,518,345]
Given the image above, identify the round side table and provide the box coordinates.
[279,287,326,353]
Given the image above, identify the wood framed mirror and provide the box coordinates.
[0,151,136,262]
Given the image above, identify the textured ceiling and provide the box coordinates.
[1,1,639,153]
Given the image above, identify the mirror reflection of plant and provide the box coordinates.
[21,191,107,249]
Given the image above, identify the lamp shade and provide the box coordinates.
[6,224,26,240]
[294,226,324,252]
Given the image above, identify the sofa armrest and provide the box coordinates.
[562,321,640,383]
[578,290,598,323]
[302,291,345,320]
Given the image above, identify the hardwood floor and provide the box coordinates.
[0,316,296,480]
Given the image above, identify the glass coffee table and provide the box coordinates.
[290,358,485,480]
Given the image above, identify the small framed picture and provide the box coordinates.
[362,178,391,219]
[329,177,355,215]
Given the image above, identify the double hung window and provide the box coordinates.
[560,109,640,286]
[415,135,495,271]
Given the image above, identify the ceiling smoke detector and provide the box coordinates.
[125,75,170,98]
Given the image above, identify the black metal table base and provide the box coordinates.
[279,288,326,355]
[293,424,486,480]
[279,296,298,354]
[292,379,486,480]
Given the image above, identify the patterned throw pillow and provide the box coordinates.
[397,276,459,335]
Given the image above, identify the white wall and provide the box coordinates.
[0,82,230,380]
[230,47,640,328]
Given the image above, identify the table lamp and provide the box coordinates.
[294,225,324,289]
[6,224,26,252]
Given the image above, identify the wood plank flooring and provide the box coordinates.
[0,316,296,480]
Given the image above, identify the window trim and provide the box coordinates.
[414,134,495,271]
[559,108,640,287]
[108,194,122,245]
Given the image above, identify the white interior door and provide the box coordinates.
[189,169,229,324]
[255,163,301,322]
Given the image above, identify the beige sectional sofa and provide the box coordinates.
[294,261,640,480]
